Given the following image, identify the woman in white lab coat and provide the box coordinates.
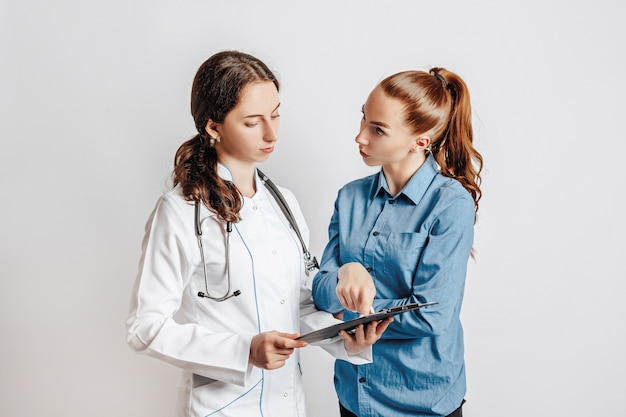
[126,50,390,417]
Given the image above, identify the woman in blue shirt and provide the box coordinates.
[312,68,483,417]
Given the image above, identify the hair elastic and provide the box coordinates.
[434,72,448,88]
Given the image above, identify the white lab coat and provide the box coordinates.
[127,165,370,417]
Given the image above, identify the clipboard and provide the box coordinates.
[297,301,438,343]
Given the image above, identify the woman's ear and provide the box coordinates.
[205,120,220,139]
[411,135,431,152]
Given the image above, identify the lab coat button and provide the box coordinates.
[272,250,277,255]
[252,205,258,211]
[284,392,288,397]
[280,299,285,304]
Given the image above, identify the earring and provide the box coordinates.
[209,136,220,147]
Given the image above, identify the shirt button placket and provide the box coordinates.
[357,369,369,416]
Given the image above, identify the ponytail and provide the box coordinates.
[172,134,242,223]
[430,68,483,217]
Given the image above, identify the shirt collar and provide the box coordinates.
[371,154,440,205]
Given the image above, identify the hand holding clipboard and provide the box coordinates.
[297,301,438,343]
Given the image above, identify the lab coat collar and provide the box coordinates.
[217,162,235,182]
[216,162,265,199]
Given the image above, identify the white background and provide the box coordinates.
[1,1,625,416]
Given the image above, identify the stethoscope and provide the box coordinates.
[194,169,319,302]
[194,201,240,301]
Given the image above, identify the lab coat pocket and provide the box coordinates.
[193,373,217,388]
[382,231,428,289]
[190,375,261,417]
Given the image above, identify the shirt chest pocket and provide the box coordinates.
[381,231,428,290]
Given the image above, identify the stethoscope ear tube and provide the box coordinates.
[194,199,203,237]
[194,200,238,301]
[257,169,319,276]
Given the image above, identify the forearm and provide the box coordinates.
[311,269,343,313]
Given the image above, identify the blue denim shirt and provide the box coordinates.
[312,155,475,417]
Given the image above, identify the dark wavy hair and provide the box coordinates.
[172,51,279,222]
[380,68,483,217]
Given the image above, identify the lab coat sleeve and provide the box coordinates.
[298,292,372,364]
[126,194,253,386]
[279,186,372,364]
